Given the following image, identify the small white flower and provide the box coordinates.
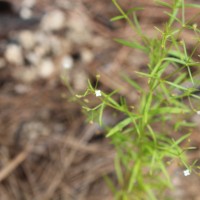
[183,169,190,176]
[95,90,101,97]
[196,110,200,115]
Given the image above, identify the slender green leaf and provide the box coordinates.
[114,155,124,186]
[143,93,153,124]
[128,160,141,192]
[156,0,172,8]
[171,133,191,147]
[99,103,105,126]
[107,118,132,137]
[126,7,143,15]
[151,106,190,115]
[185,3,200,8]
[111,15,125,22]
[115,38,149,53]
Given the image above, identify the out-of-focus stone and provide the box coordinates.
[92,36,108,48]
[81,48,93,63]
[34,32,51,56]
[14,84,29,94]
[19,30,35,50]
[66,12,91,44]
[49,35,62,55]
[56,0,75,9]
[26,52,40,65]
[34,45,50,58]
[20,7,32,19]
[35,31,47,44]
[73,69,88,91]
[41,10,66,31]
[22,0,36,8]
[5,44,23,65]
[15,67,38,82]
[38,59,55,78]
[60,39,72,53]
[61,55,74,69]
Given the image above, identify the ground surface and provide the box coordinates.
[0,0,200,199]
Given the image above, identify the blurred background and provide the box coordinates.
[0,0,200,199]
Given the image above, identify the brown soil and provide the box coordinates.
[0,0,200,199]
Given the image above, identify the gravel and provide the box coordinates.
[38,59,55,78]
[40,9,66,31]
[5,44,23,65]
[19,30,36,50]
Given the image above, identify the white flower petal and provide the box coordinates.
[95,90,101,97]
[183,169,190,176]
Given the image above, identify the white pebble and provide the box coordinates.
[19,30,35,50]
[81,48,93,63]
[34,45,50,58]
[38,59,55,78]
[14,84,29,94]
[49,35,62,55]
[5,44,23,65]
[19,68,37,82]
[73,70,88,91]
[61,56,74,69]
[20,7,32,19]
[41,10,66,31]
[197,110,200,115]
[35,31,47,44]
[22,0,36,8]
[26,52,40,65]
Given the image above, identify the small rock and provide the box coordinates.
[20,7,32,19]
[16,67,38,82]
[38,59,55,78]
[81,48,93,63]
[41,10,66,31]
[66,12,91,44]
[5,44,23,65]
[61,39,72,51]
[14,84,29,94]
[49,35,62,55]
[34,45,50,58]
[34,32,51,57]
[73,69,88,91]
[61,55,74,69]
[22,0,36,8]
[35,31,47,44]
[26,52,40,65]
[19,30,35,50]
[56,0,75,9]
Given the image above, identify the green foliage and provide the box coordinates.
[75,0,200,199]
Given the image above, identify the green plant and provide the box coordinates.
[75,0,200,199]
